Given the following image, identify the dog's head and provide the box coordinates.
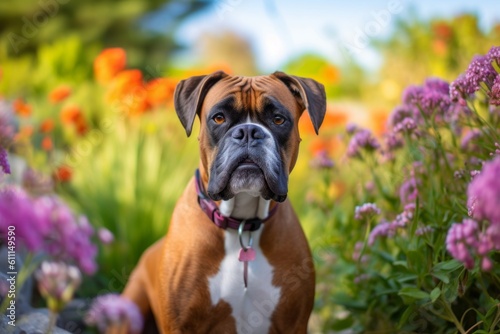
[174,71,326,202]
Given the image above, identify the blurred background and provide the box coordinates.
[1,0,499,332]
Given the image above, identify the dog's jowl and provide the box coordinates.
[122,71,326,333]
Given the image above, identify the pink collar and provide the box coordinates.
[194,169,277,231]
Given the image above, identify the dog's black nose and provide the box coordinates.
[231,124,268,146]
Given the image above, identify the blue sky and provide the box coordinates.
[168,0,499,72]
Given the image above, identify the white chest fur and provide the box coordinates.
[208,228,281,334]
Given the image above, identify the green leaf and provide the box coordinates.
[398,305,416,328]
[432,259,463,273]
[430,287,441,303]
[431,271,450,284]
[331,316,354,331]
[398,287,430,300]
[393,260,409,268]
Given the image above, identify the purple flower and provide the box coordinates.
[424,77,450,95]
[35,261,81,312]
[467,156,500,224]
[22,168,53,195]
[393,118,417,134]
[0,101,14,148]
[0,186,98,274]
[0,186,49,250]
[0,148,9,174]
[310,150,334,169]
[487,46,500,68]
[368,220,397,245]
[402,85,424,105]
[446,219,479,269]
[415,226,433,236]
[454,170,465,179]
[491,142,500,157]
[400,79,453,123]
[388,105,417,128]
[399,176,419,205]
[392,210,413,228]
[489,75,500,106]
[465,55,497,91]
[346,123,358,134]
[446,218,500,271]
[86,294,144,334]
[0,105,14,174]
[39,197,98,274]
[384,132,404,152]
[354,203,381,220]
[98,227,114,245]
[450,74,472,104]
[346,128,380,158]
[419,89,451,119]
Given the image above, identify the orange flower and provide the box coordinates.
[49,85,72,104]
[54,165,72,182]
[94,48,127,84]
[145,78,177,106]
[13,98,32,117]
[322,65,341,84]
[14,125,34,141]
[40,119,55,133]
[106,70,144,102]
[107,70,152,115]
[60,105,82,125]
[299,105,347,135]
[74,118,88,135]
[370,108,389,136]
[41,136,53,151]
[60,105,88,135]
[308,136,344,156]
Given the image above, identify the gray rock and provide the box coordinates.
[0,309,72,334]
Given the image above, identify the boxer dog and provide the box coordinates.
[122,71,326,333]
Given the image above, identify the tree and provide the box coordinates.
[0,0,213,68]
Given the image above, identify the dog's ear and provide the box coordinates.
[174,71,228,137]
[272,71,327,135]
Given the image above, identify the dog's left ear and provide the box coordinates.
[174,71,228,137]
[272,71,327,135]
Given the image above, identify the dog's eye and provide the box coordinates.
[212,114,226,124]
[273,115,285,125]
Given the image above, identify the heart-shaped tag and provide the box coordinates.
[238,247,256,262]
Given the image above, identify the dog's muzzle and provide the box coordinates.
[207,123,288,202]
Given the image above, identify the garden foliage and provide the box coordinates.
[312,46,500,333]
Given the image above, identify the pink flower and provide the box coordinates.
[98,227,114,245]
[446,218,500,271]
[0,187,49,250]
[0,148,10,174]
[399,176,419,205]
[354,203,381,220]
[0,186,98,274]
[489,75,500,106]
[86,294,144,334]
[368,219,397,245]
[346,128,380,158]
[467,156,500,224]
[35,261,81,312]
[310,150,334,169]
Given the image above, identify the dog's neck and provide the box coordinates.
[219,193,270,220]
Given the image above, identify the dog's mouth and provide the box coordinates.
[207,152,288,202]
[237,158,259,167]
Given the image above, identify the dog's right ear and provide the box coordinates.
[174,71,228,137]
